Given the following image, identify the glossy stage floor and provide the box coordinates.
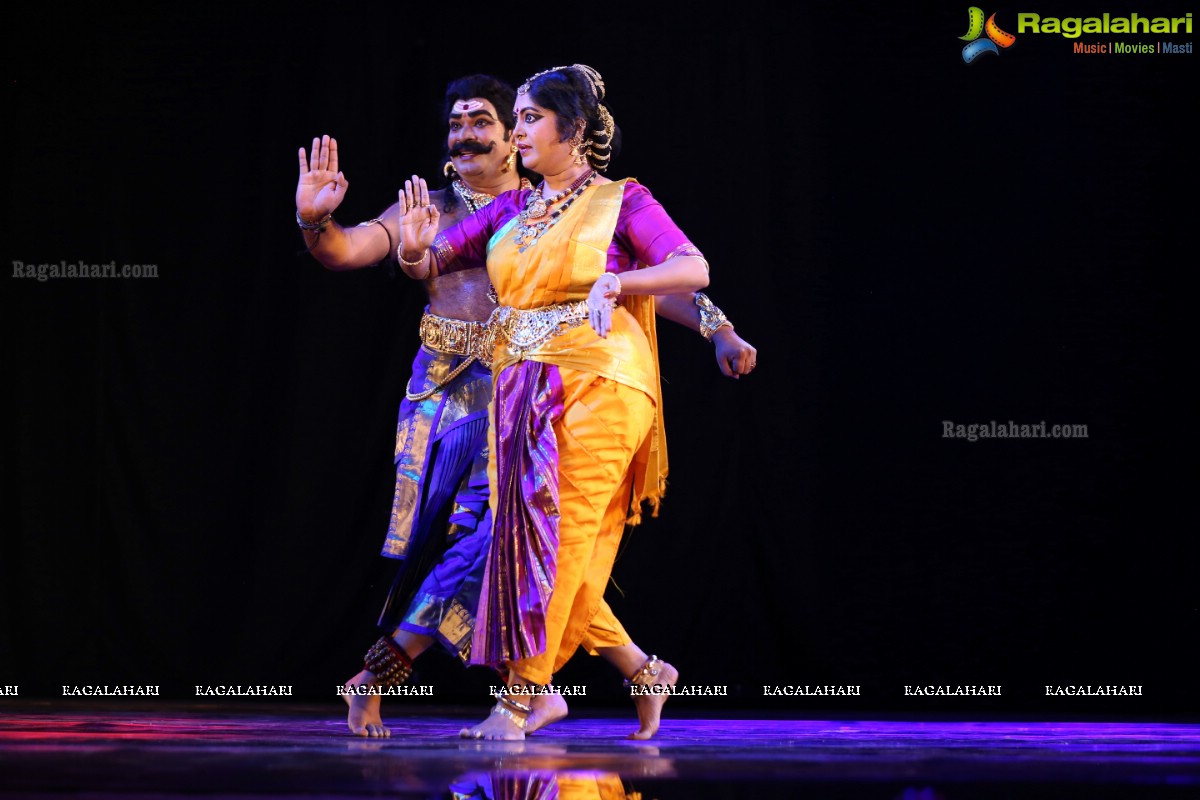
[1,703,1198,798]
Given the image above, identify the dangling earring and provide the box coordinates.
[568,133,586,166]
[443,160,456,178]
[504,144,518,172]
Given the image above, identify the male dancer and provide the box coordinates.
[296,74,756,738]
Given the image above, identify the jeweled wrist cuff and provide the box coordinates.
[694,293,733,341]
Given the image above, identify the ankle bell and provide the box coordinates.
[363,637,414,687]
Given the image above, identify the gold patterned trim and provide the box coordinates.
[432,234,455,267]
[662,242,708,272]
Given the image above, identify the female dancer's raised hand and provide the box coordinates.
[397,175,440,258]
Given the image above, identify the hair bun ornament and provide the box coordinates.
[595,105,615,142]
[586,104,616,171]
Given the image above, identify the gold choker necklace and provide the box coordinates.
[451,178,532,214]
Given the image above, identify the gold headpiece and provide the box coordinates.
[518,63,606,103]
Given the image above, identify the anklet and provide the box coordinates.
[494,690,533,716]
[489,703,529,730]
[623,655,664,687]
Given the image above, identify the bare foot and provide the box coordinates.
[629,661,678,740]
[458,707,526,740]
[526,692,569,734]
[343,669,390,738]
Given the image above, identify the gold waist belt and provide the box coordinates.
[419,312,494,368]
[490,300,592,355]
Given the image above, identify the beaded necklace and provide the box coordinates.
[512,170,597,253]
[526,169,592,217]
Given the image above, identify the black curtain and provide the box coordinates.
[6,2,1194,715]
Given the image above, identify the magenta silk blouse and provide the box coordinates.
[432,181,703,277]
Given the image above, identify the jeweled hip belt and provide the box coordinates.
[489,300,592,354]
[419,311,494,367]
[406,313,493,401]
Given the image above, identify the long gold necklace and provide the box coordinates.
[512,170,596,253]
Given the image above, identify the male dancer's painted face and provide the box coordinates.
[447,98,511,180]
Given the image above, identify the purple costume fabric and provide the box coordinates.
[377,346,493,660]
[472,360,564,665]
[434,182,697,278]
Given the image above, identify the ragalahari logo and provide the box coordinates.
[960,7,1017,62]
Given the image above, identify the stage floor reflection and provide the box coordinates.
[1,704,1197,798]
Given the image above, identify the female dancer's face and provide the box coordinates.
[512,98,573,175]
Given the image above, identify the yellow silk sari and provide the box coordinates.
[486,179,667,522]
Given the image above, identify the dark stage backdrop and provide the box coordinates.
[5,2,1194,716]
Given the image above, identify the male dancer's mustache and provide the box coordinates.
[449,141,496,158]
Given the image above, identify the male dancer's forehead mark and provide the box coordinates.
[449,109,497,122]
[452,99,485,113]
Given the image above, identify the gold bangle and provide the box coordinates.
[397,246,429,272]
